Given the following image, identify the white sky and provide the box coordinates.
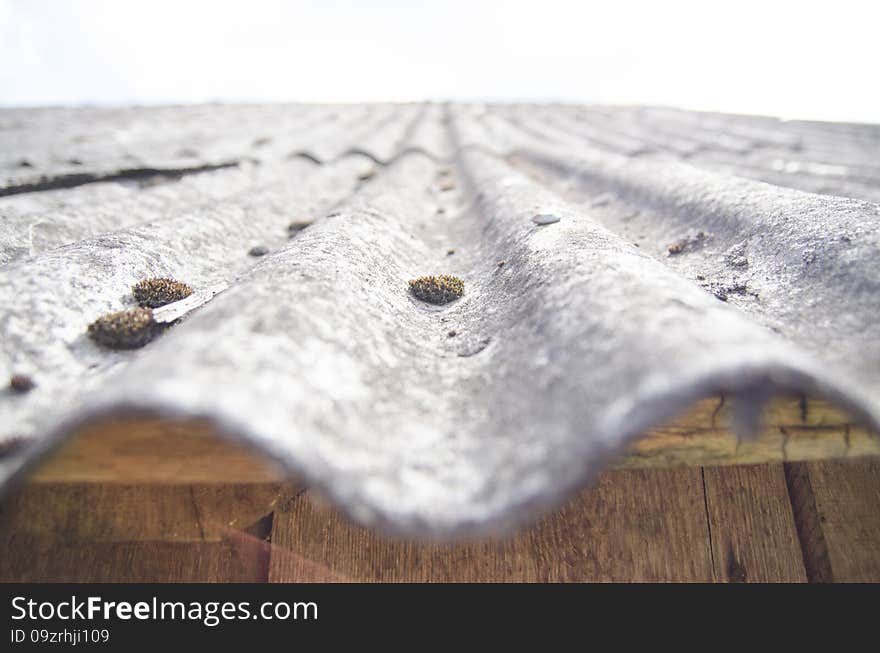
[1,0,878,122]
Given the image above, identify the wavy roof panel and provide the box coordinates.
[1,103,878,537]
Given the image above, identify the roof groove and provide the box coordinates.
[1,159,313,266]
[510,143,880,394]
[0,155,369,443]
[0,105,326,189]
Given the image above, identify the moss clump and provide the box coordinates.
[288,220,313,235]
[88,307,158,349]
[9,374,35,394]
[132,277,193,308]
[408,275,464,305]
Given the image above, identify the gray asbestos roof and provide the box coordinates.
[1,103,879,537]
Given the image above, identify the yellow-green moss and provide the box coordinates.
[408,275,464,305]
[132,277,193,308]
[88,307,158,349]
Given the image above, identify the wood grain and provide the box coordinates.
[268,468,715,582]
[783,462,834,582]
[2,464,877,582]
[801,460,880,581]
[0,483,286,542]
[0,483,290,582]
[0,536,270,582]
[24,396,879,485]
[29,419,289,483]
[702,465,807,582]
[616,396,879,468]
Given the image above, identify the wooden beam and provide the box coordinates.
[24,396,879,484]
[615,395,879,468]
[29,419,289,483]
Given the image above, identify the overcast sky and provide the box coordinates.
[1,0,878,122]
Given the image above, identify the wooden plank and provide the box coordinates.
[0,483,287,582]
[0,536,269,582]
[268,468,714,582]
[616,396,880,468]
[800,460,880,581]
[22,397,879,486]
[0,483,287,542]
[29,419,290,483]
[783,461,834,581]
[702,465,807,582]
[3,466,875,582]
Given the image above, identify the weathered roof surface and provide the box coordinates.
[1,103,879,537]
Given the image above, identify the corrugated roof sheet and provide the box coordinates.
[1,103,879,537]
